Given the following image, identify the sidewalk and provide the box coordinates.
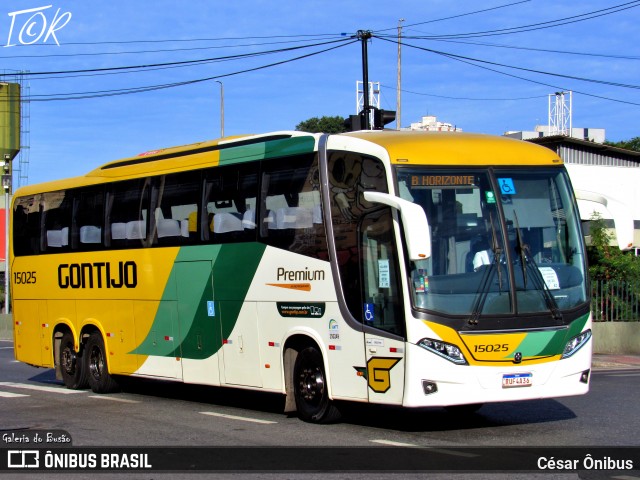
[592,353,640,369]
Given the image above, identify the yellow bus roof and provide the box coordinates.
[341,130,563,166]
[14,130,562,197]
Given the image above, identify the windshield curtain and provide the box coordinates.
[397,167,587,318]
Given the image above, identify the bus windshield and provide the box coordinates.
[397,167,587,319]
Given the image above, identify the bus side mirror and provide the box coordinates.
[363,191,431,260]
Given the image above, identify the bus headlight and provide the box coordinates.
[418,338,467,365]
[561,329,592,359]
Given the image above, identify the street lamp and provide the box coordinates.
[215,80,224,138]
[3,153,10,314]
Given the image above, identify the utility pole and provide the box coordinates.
[397,19,404,130]
[215,80,224,138]
[357,30,372,130]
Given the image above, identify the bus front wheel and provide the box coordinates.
[85,332,119,394]
[293,346,341,423]
[59,332,88,390]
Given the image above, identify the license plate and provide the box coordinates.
[502,373,532,388]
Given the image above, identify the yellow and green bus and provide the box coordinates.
[10,130,592,422]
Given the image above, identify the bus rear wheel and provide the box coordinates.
[85,332,119,394]
[293,346,341,423]
[59,332,88,389]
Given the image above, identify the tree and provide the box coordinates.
[295,116,347,134]
[587,213,640,321]
[587,213,640,281]
[604,136,640,152]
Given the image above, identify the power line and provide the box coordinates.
[27,39,358,102]
[12,38,353,78]
[413,38,640,61]
[376,1,640,40]
[378,37,640,107]
[0,35,348,60]
[380,84,547,102]
[372,0,532,33]
[6,32,344,48]
[377,36,640,90]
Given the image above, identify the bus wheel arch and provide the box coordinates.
[283,335,341,423]
[83,329,120,394]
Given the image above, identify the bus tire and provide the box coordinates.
[293,346,341,423]
[85,332,120,394]
[59,332,89,390]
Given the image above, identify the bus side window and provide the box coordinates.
[106,179,150,248]
[203,164,258,244]
[43,190,72,252]
[260,153,327,259]
[153,171,200,246]
[328,151,389,322]
[12,196,43,256]
[75,186,105,250]
[360,208,404,336]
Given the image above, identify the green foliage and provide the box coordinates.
[587,213,640,282]
[295,116,347,134]
[604,136,640,152]
[587,213,640,321]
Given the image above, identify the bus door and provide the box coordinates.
[136,260,215,381]
[218,301,262,387]
[212,245,263,388]
[360,208,406,405]
[174,260,221,384]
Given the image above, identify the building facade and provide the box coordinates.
[527,135,640,252]
[404,115,462,132]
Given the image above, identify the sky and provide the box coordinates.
[1,0,639,187]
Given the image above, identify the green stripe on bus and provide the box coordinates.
[506,313,590,358]
[131,243,266,359]
[219,136,315,165]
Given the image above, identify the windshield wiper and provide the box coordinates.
[513,212,563,322]
[490,212,504,292]
[468,212,504,326]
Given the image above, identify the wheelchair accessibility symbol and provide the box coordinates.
[364,303,374,324]
[498,178,516,195]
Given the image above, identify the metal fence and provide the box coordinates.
[591,279,640,321]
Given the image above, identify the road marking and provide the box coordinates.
[611,476,640,480]
[199,411,277,424]
[371,439,419,447]
[0,391,29,398]
[370,440,479,458]
[0,382,84,394]
[422,448,479,458]
[608,373,640,377]
[88,395,140,403]
[0,347,14,350]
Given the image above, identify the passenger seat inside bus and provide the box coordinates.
[242,209,256,229]
[79,225,101,244]
[213,212,243,233]
[275,207,313,229]
[156,218,181,238]
[46,227,69,248]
